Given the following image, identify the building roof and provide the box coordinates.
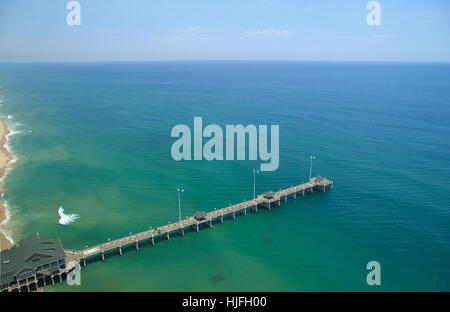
[0,234,65,285]
[262,192,276,199]
[194,211,207,220]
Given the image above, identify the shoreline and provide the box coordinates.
[0,116,14,250]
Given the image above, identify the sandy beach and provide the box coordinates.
[0,117,13,250]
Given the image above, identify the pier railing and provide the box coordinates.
[66,176,333,265]
[3,176,333,292]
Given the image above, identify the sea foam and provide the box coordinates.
[58,206,79,225]
[0,115,20,245]
[0,194,14,245]
[0,121,21,183]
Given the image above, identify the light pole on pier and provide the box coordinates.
[177,187,184,222]
[309,156,316,181]
[253,169,259,200]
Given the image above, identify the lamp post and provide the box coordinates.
[177,187,184,222]
[309,156,316,181]
[253,169,259,199]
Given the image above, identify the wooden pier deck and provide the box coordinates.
[66,176,333,265]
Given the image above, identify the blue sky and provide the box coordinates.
[0,0,449,62]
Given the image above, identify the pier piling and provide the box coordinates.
[60,176,333,273]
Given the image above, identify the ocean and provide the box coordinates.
[0,61,449,291]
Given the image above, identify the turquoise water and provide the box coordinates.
[0,61,449,291]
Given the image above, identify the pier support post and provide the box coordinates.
[179,228,184,236]
[100,252,105,262]
[150,236,155,245]
[51,276,54,286]
[82,258,86,267]
[135,241,139,250]
[196,224,199,232]
[219,215,223,223]
[231,211,236,219]
[243,208,247,216]
[43,278,46,287]
[284,196,287,202]
[293,192,296,199]
[253,205,258,213]
[166,232,170,240]
[302,190,305,196]
[118,246,122,256]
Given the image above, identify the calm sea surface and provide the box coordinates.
[0,61,449,291]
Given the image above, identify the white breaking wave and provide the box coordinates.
[58,206,79,225]
[0,116,20,245]
[0,195,14,245]
[0,123,21,184]
[1,193,11,225]
[0,227,14,245]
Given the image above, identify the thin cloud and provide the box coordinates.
[151,26,214,40]
[372,34,396,39]
[242,29,292,36]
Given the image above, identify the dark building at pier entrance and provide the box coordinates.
[0,233,66,291]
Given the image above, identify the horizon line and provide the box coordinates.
[1,59,450,65]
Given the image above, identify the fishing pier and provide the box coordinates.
[1,176,332,292]
[65,176,333,265]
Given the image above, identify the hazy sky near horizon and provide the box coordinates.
[0,0,449,62]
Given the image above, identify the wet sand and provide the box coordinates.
[0,117,13,250]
